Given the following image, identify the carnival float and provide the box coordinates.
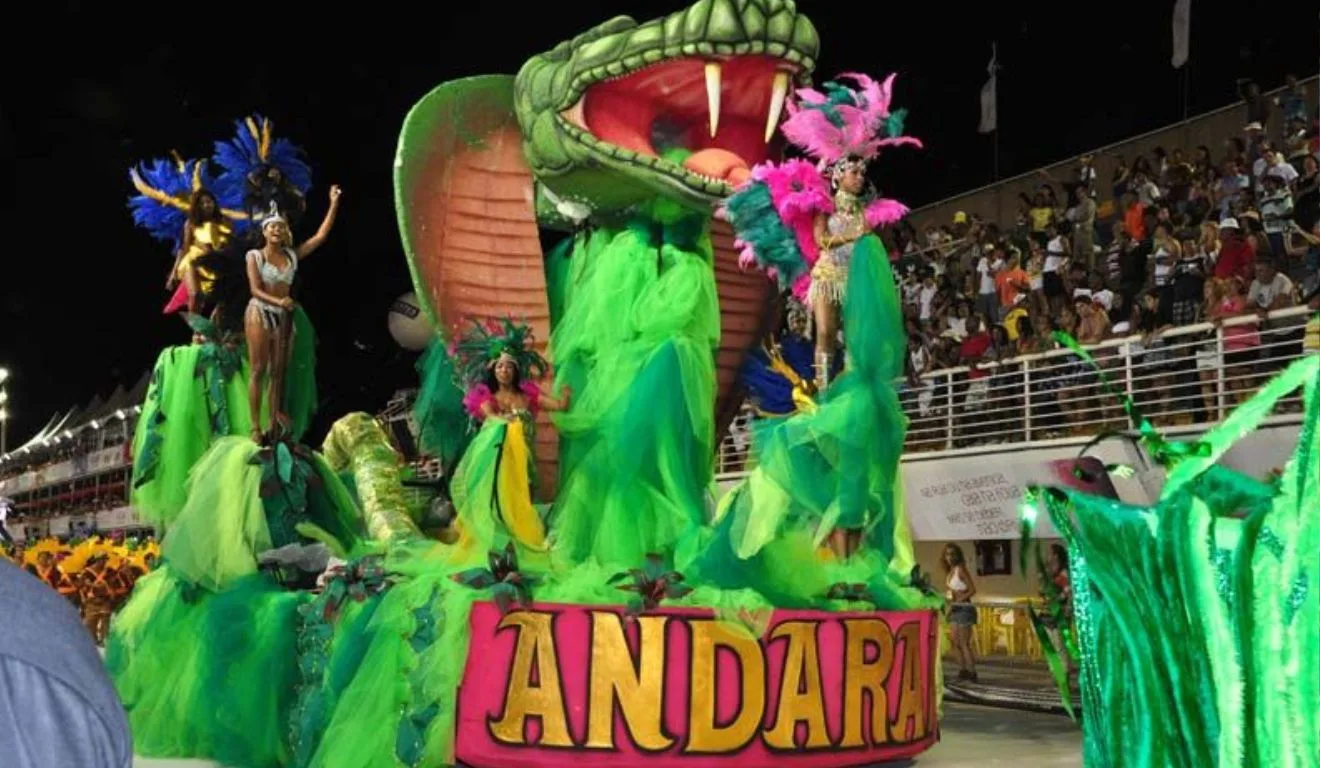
[104,0,1318,766]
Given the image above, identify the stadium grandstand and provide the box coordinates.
[0,374,149,542]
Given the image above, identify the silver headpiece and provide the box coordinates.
[260,201,287,229]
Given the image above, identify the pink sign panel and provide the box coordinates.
[457,602,940,768]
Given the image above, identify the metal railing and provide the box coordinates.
[716,306,1315,473]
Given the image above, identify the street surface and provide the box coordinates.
[135,702,1083,767]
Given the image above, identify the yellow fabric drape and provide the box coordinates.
[495,419,546,550]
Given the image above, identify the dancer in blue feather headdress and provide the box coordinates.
[125,115,332,530]
[212,114,313,231]
[126,115,317,329]
[128,154,249,321]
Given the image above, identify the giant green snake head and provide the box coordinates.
[514,0,818,218]
[394,1,817,495]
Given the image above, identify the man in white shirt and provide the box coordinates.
[1265,152,1299,186]
[975,245,1004,324]
[918,270,938,328]
[1251,140,1274,182]
[1248,255,1296,311]
[1133,172,1162,207]
[1249,254,1302,371]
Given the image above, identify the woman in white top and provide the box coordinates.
[245,185,341,439]
[1150,223,1181,289]
[943,543,979,682]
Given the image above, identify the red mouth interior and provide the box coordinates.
[581,55,789,188]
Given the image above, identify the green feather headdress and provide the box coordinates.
[449,316,549,388]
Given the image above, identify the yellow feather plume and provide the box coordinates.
[130,168,190,212]
[259,118,272,162]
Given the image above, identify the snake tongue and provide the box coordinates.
[681,148,751,186]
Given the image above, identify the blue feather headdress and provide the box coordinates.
[127,154,245,250]
[211,114,313,204]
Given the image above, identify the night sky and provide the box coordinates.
[1,1,1313,446]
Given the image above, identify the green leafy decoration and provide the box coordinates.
[907,565,938,598]
[248,437,324,548]
[453,543,537,614]
[396,590,444,766]
[132,362,168,489]
[289,555,392,767]
[884,108,908,139]
[824,582,875,604]
[185,313,244,436]
[608,554,693,615]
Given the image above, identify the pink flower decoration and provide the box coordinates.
[864,198,910,228]
[754,159,833,221]
[462,384,494,419]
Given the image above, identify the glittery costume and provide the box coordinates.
[809,188,870,309]
[708,72,921,550]
[164,220,235,313]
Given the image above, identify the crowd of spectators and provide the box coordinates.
[883,77,1318,447]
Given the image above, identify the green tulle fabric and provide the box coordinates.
[114,209,944,766]
[547,203,720,569]
[412,338,471,469]
[160,436,364,592]
[108,566,305,766]
[131,307,318,528]
[1026,354,1319,768]
[677,233,922,607]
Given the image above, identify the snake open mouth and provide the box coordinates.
[558,53,808,199]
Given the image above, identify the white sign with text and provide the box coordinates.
[904,456,1118,541]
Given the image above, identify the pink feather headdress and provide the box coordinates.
[780,73,923,170]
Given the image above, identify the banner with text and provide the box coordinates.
[904,456,1118,540]
[457,603,939,768]
[0,445,130,495]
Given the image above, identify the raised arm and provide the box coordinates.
[539,385,572,412]
[246,252,294,309]
[296,185,342,260]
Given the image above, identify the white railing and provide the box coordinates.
[716,306,1315,474]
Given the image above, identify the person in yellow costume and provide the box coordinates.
[165,189,234,317]
[448,318,570,560]
[129,156,248,325]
